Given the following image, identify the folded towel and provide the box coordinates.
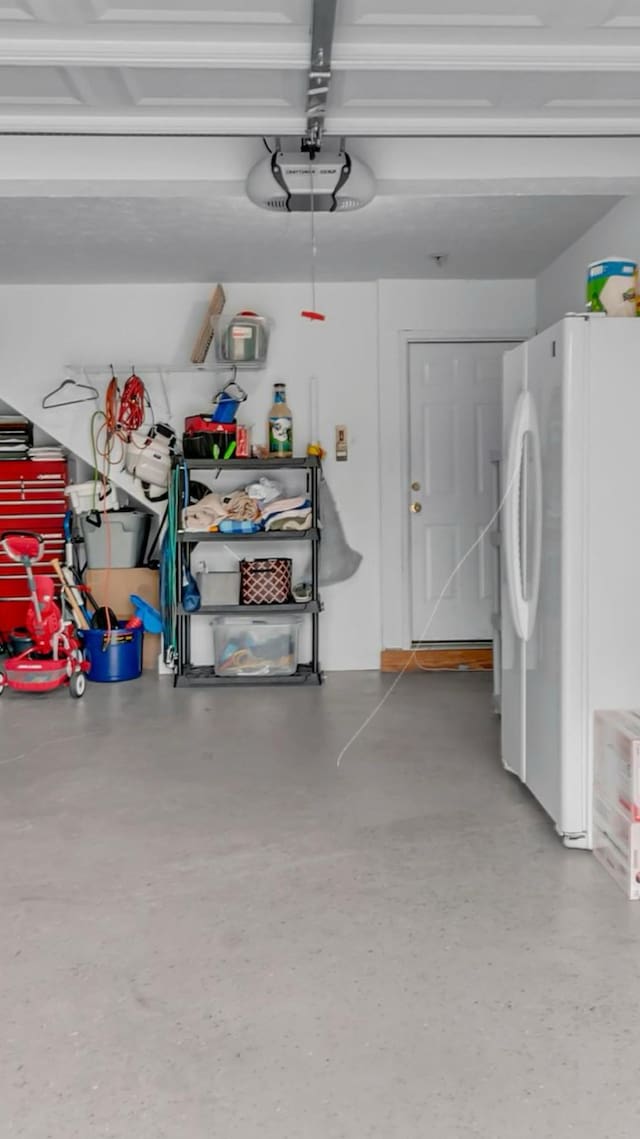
[265,509,312,532]
[261,496,310,524]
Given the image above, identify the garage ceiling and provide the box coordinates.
[0,1,639,134]
[0,5,632,282]
[0,192,618,282]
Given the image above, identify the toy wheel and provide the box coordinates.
[69,671,86,699]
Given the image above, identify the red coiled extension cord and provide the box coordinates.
[118,371,146,437]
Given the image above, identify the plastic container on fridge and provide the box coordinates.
[213,614,300,677]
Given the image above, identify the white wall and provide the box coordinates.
[0,281,379,672]
[378,279,537,651]
[0,277,538,669]
[536,196,640,330]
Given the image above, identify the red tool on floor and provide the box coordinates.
[0,531,89,698]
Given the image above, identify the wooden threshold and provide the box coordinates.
[381,646,493,673]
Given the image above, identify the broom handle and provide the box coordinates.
[51,558,89,631]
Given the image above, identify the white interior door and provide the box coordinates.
[409,340,512,642]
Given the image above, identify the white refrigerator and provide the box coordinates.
[501,315,640,849]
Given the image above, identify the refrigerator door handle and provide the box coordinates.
[504,391,542,643]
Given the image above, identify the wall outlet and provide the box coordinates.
[335,424,348,462]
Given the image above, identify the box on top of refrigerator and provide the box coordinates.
[594,711,640,822]
[593,794,640,900]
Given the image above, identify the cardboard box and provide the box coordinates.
[594,710,640,823]
[593,795,640,900]
[85,568,161,671]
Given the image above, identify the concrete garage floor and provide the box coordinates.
[1,672,640,1139]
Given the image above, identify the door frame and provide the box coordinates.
[382,330,530,655]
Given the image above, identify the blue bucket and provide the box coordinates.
[212,391,240,424]
[81,622,143,683]
[212,381,247,424]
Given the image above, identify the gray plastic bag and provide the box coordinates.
[319,475,362,586]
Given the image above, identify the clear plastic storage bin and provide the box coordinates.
[213,615,300,677]
[214,311,269,368]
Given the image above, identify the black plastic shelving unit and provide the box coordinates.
[173,456,322,687]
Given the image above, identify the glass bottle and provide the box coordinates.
[268,382,293,457]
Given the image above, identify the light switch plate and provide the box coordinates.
[335,424,348,461]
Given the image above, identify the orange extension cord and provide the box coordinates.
[90,370,149,640]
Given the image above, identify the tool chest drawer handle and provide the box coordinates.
[0,480,65,488]
[0,498,66,507]
[1,483,66,490]
[0,507,67,516]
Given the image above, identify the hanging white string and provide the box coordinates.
[335,456,521,767]
[310,164,318,314]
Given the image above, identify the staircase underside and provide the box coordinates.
[1,390,163,517]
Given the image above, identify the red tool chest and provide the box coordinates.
[0,459,68,637]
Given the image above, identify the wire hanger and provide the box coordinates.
[42,377,99,409]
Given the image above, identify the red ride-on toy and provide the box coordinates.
[0,531,89,699]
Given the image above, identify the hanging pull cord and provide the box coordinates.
[301,163,325,321]
[311,170,317,314]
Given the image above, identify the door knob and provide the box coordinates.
[410,502,422,514]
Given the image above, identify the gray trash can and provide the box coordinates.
[81,510,151,569]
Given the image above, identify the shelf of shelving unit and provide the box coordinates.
[178,528,319,544]
[176,664,321,688]
[179,456,320,471]
[178,600,321,617]
[172,456,322,688]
